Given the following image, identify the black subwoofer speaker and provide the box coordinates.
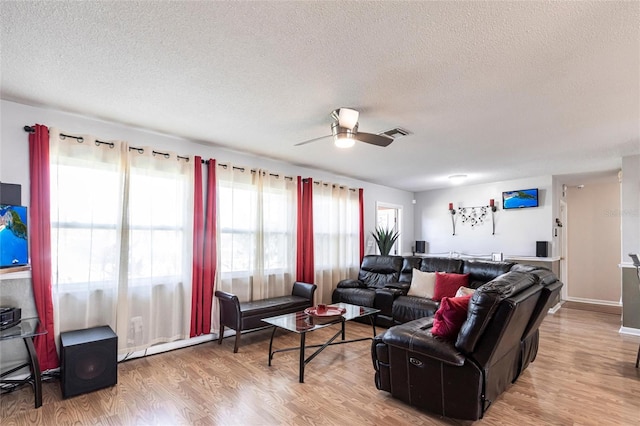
[415,241,426,254]
[60,325,117,398]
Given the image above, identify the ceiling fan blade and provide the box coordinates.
[294,134,332,146]
[356,132,394,147]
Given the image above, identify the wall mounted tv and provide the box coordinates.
[0,204,28,268]
[502,188,539,209]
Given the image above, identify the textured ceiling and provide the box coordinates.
[1,1,638,192]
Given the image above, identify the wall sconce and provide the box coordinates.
[449,203,457,235]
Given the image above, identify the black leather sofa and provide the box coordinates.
[332,255,516,327]
[332,255,563,419]
[347,255,563,420]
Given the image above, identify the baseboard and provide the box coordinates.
[1,334,221,383]
[118,333,218,362]
[564,296,621,306]
[562,299,622,315]
[619,326,640,337]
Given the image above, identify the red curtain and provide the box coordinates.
[190,157,204,337]
[296,177,314,283]
[201,159,217,333]
[190,158,217,337]
[359,188,365,263]
[28,124,59,371]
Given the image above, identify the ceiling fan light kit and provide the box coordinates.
[334,137,356,148]
[332,121,357,148]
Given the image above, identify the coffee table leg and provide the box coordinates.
[268,326,277,366]
[299,332,306,383]
[23,337,42,408]
[341,319,346,340]
[370,314,377,337]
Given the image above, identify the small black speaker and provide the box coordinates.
[415,241,426,254]
[60,325,117,398]
[536,241,549,258]
[0,182,21,205]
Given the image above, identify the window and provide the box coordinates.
[216,166,296,301]
[312,182,360,303]
[50,155,122,288]
[49,128,194,351]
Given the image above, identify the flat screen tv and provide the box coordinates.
[502,188,539,209]
[0,204,28,268]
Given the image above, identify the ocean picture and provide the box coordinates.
[502,189,539,209]
[0,205,28,267]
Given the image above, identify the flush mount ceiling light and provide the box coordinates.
[448,174,468,185]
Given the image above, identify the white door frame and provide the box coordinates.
[375,202,403,255]
[560,199,568,301]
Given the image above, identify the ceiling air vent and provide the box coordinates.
[380,127,410,139]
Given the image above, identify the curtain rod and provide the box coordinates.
[303,177,358,192]
[24,125,190,162]
[23,126,339,183]
[217,163,294,181]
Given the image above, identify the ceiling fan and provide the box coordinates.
[295,108,405,148]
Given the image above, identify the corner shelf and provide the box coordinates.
[0,265,31,280]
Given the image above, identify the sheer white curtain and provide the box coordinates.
[120,148,194,350]
[216,165,296,303]
[50,128,194,353]
[50,129,125,334]
[312,182,361,304]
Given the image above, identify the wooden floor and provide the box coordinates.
[1,307,639,425]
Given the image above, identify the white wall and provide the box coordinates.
[414,176,554,257]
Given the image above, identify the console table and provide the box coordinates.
[0,317,46,408]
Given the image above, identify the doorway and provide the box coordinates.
[375,202,402,255]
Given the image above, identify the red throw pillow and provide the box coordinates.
[431,294,472,340]
[433,272,470,301]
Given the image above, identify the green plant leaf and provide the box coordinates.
[371,226,400,255]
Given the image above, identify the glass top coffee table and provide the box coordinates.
[262,302,380,383]
[0,317,46,408]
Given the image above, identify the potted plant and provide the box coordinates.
[371,226,400,255]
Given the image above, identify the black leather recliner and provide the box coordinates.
[332,255,404,326]
[372,271,545,420]
[509,264,563,380]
